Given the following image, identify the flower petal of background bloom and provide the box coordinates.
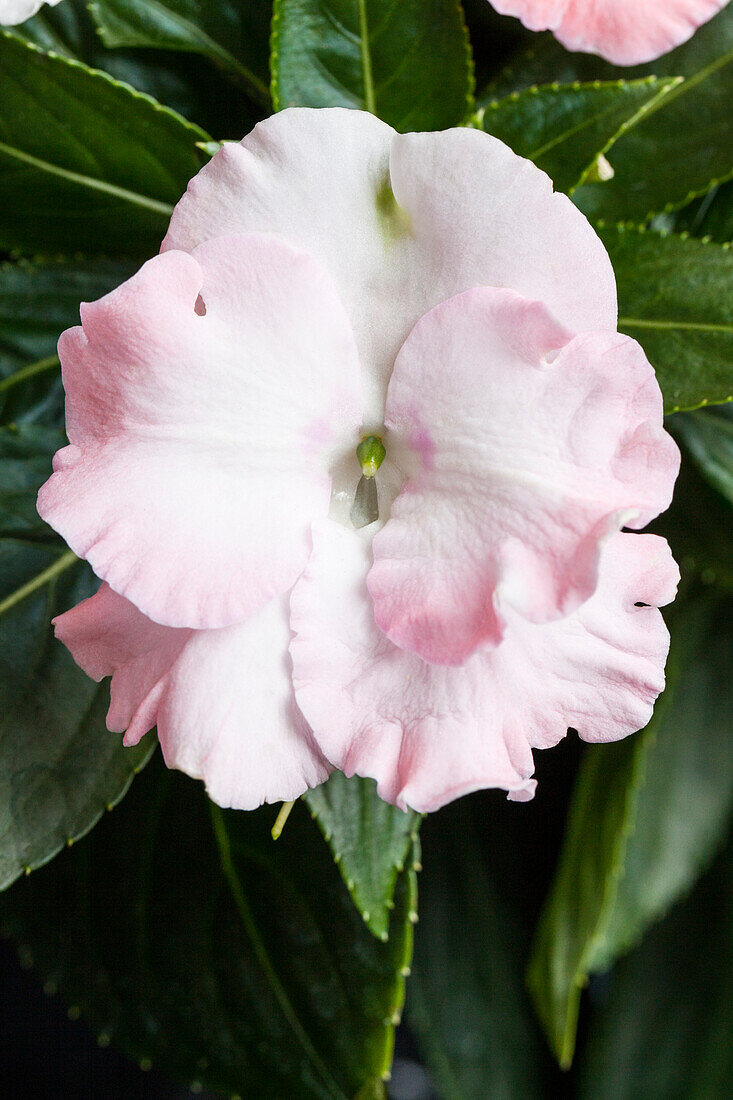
[38,233,362,630]
[369,288,680,665]
[54,584,330,809]
[290,521,679,813]
[489,0,729,65]
[0,0,62,26]
[163,108,617,427]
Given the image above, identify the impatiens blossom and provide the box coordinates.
[0,0,62,25]
[489,0,729,65]
[39,108,680,813]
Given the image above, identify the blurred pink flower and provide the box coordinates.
[39,109,680,812]
[489,0,729,64]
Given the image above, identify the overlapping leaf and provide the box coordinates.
[579,838,733,1100]
[305,773,421,942]
[0,534,154,893]
[599,224,733,413]
[0,259,151,890]
[486,7,733,223]
[478,77,676,194]
[673,405,733,505]
[0,260,134,425]
[271,0,474,131]
[407,800,549,1099]
[0,31,209,256]
[89,0,272,107]
[528,597,733,1067]
[0,759,417,1096]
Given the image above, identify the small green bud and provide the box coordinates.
[356,435,386,478]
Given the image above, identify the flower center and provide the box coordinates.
[351,435,386,529]
[356,435,386,479]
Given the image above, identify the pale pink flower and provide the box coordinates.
[0,0,63,25]
[39,109,680,813]
[490,0,729,65]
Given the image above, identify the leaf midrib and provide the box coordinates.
[210,803,347,1100]
[619,317,733,334]
[0,140,174,217]
[0,548,77,618]
[527,81,673,162]
[95,0,271,105]
[357,0,376,114]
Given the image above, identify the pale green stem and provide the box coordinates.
[0,354,60,394]
[358,0,376,115]
[271,799,296,840]
[0,549,77,618]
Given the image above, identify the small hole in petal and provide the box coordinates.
[194,293,207,317]
[634,601,649,608]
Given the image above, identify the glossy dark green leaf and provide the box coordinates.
[271,0,473,131]
[0,758,417,1095]
[484,8,733,223]
[652,457,733,592]
[0,425,65,539]
[673,180,733,243]
[304,773,421,941]
[0,260,134,426]
[0,31,209,256]
[579,838,733,1100]
[478,77,676,194]
[90,0,272,106]
[528,596,733,1067]
[19,0,262,138]
[572,11,733,222]
[598,224,733,413]
[407,799,548,1099]
[0,416,153,891]
[485,5,733,97]
[673,404,733,505]
[18,0,98,58]
[0,540,153,892]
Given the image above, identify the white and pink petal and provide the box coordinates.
[38,234,362,631]
[489,0,729,65]
[290,520,678,813]
[369,287,679,665]
[164,108,617,426]
[54,585,330,810]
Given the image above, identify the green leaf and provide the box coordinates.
[0,31,209,256]
[407,799,548,1099]
[89,0,272,107]
[0,260,134,426]
[673,405,733,505]
[484,7,733,223]
[304,773,421,941]
[0,418,153,890]
[572,14,733,222]
[0,757,417,1095]
[0,425,65,539]
[478,77,677,195]
[652,457,733,592]
[19,0,263,139]
[271,0,474,131]
[673,180,733,243]
[484,4,733,98]
[579,837,733,1100]
[527,596,733,1067]
[598,224,733,413]
[0,542,153,892]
